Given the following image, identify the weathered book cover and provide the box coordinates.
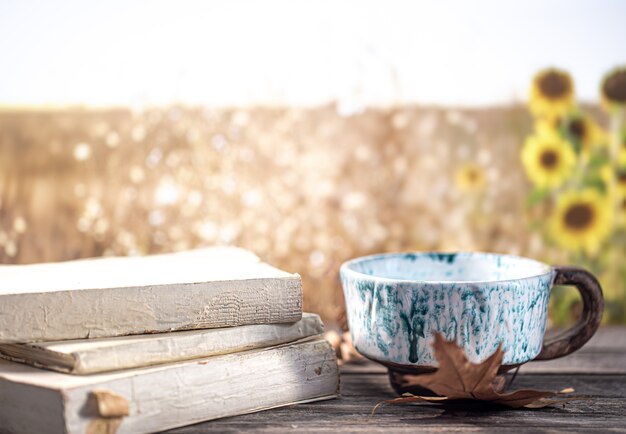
[0,313,323,374]
[0,247,302,343]
[0,337,339,434]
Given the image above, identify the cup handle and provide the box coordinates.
[534,266,604,361]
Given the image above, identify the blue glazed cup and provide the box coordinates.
[340,252,603,382]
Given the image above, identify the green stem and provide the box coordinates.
[609,107,623,163]
[608,108,623,226]
[607,108,625,323]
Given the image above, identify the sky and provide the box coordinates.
[0,0,625,107]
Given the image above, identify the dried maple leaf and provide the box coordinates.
[374,332,580,412]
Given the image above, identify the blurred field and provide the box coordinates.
[0,104,606,325]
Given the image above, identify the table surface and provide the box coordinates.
[167,327,626,433]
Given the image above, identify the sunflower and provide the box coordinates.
[600,66,626,112]
[530,68,575,119]
[562,114,607,156]
[535,114,607,156]
[455,163,486,192]
[551,189,613,255]
[521,133,576,188]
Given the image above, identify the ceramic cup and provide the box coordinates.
[340,252,603,392]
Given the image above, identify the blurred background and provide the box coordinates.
[1,0,625,325]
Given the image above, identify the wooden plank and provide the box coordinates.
[571,326,626,350]
[341,352,626,375]
[519,351,626,374]
[165,373,626,433]
[341,327,626,375]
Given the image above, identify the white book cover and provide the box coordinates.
[0,247,302,343]
[0,337,339,434]
[0,313,324,374]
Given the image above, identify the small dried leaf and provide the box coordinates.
[371,394,448,415]
[489,389,555,408]
[90,389,129,417]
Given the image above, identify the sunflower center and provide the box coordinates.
[539,72,570,99]
[568,119,586,140]
[540,150,559,168]
[602,69,626,103]
[618,171,626,185]
[564,204,594,230]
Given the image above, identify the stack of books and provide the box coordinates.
[0,247,338,433]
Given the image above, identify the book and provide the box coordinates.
[0,247,302,343]
[0,337,338,434]
[0,313,324,374]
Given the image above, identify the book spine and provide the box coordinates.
[0,276,302,343]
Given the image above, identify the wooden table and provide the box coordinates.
[168,328,626,433]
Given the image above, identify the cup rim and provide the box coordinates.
[340,251,553,285]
